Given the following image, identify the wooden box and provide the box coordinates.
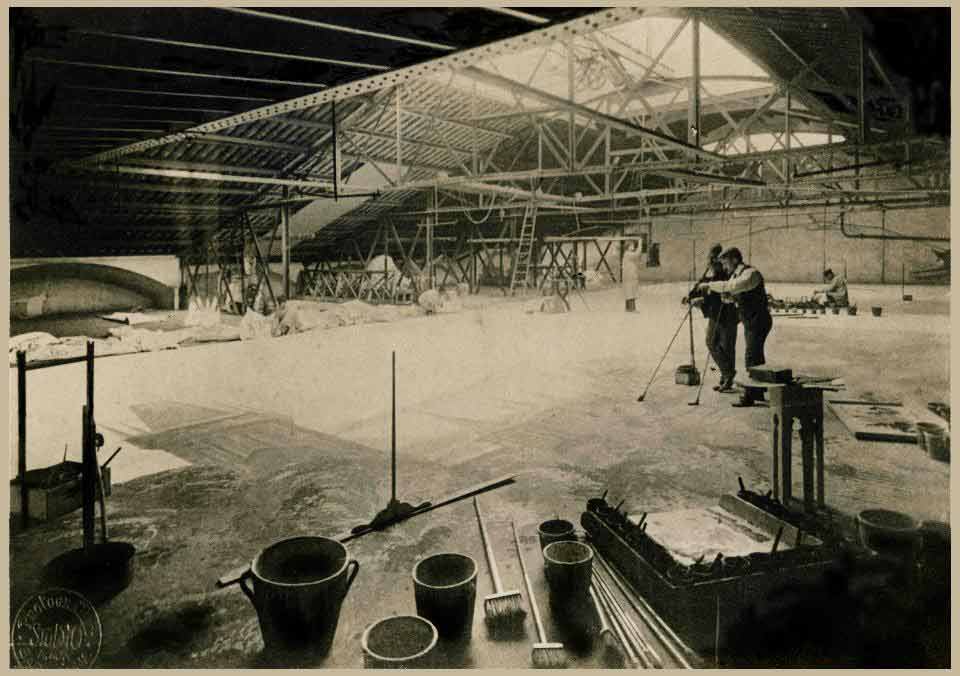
[747,365,793,384]
[11,462,111,522]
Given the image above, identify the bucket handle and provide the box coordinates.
[343,559,360,598]
[216,564,251,590]
[237,568,256,605]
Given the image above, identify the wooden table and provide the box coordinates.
[735,378,836,514]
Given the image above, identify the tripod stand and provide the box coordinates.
[636,259,715,402]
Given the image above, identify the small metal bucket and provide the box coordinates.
[413,553,477,639]
[362,615,438,668]
[537,519,575,551]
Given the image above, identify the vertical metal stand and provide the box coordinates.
[82,342,96,552]
[17,351,28,529]
[391,350,397,505]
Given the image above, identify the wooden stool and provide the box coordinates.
[737,379,829,513]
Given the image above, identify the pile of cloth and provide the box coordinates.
[8,332,140,365]
[417,285,472,314]
[185,297,222,327]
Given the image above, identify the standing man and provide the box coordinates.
[699,247,773,407]
[687,244,738,392]
[622,240,643,312]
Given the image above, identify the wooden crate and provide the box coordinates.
[582,507,835,655]
[11,462,111,522]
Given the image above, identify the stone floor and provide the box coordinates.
[9,281,950,667]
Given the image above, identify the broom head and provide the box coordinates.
[532,642,567,669]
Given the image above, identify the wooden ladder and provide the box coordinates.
[509,200,538,295]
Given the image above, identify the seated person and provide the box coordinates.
[813,269,848,306]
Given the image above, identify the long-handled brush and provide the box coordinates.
[510,521,566,668]
[474,497,526,627]
[688,349,713,406]
[588,586,627,668]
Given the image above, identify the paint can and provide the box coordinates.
[543,540,594,604]
[537,519,576,551]
[362,615,438,668]
[675,364,701,386]
[412,553,477,639]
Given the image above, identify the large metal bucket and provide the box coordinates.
[239,536,359,658]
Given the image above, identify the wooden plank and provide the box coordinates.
[827,401,918,443]
[828,399,903,407]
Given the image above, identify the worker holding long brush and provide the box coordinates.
[697,247,773,407]
[685,243,738,393]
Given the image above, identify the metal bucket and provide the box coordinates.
[856,509,920,565]
[413,553,477,639]
[543,540,594,603]
[918,424,950,462]
[362,615,438,668]
[240,536,359,657]
[537,519,575,551]
[43,542,136,606]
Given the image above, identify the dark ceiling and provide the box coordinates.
[11,7,597,163]
[8,7,949,260]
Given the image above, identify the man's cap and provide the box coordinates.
[709,243,724,257]
[719,246,743,261]
[823,268,834,277]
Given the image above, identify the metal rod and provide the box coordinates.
[17,351,28,528]
[881,210,887,283]
[485,7,549,24]
[281,189,290,299]
[391,351,397,503]
[221,7,457,51]
[595,555,696,668]
[86,341,94,419]
[28,56,327,89]
[82,405,95,551]
[75,28,389,71]
[594,573,658,668]
[593,577,642,667]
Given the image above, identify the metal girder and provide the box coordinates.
[63,84,274,103]
[485,7,550,25]
[43,178,259,196]
[221,7,457,51]
[116,157,281,177]
[72,8,642,165]
[656,168,765,186]
[179,133,307,154]
[90,201,240,213]
[460,66,720,162]
[28,56,329,89]
[75,29,390,71]
[359,101,514,141]
[280,116,478,157]
[82,164,348,191]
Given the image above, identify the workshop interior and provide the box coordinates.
[9,6,951,669]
